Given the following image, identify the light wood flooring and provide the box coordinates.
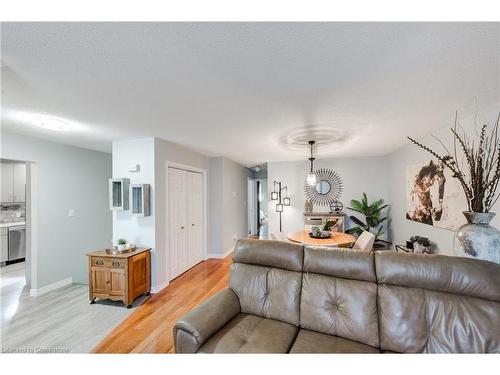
[0,262,146,353]
[93,254,232,353]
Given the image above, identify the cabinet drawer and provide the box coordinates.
[91,257,126,268]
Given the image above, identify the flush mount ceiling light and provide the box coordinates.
[280,126,350,153]
[35,117,72,131]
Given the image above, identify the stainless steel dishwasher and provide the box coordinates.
[8,225,26,262]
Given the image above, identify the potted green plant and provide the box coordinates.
[345,193,391,249]
[116,238,128,251]
[408,112,500,263]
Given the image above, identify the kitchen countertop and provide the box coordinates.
[0,221,25,228]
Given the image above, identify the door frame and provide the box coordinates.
[1,159,35,290]
[165,161,208,283]
[247,177,258,235]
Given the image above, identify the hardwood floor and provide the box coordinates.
[92,254,233,353]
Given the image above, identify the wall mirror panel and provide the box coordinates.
[304,168,343,206]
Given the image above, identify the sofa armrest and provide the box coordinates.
[173,288,241,353]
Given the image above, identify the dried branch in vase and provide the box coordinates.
[407,111,500,213]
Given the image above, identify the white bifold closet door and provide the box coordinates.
[168,167,204,280]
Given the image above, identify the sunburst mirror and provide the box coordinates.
[304,168,343,206]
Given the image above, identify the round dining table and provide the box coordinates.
[287,230,356,247]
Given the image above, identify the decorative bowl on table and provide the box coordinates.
[309,232,332,239]
[309,225,331,239]
[308,226,332,239]
[106,245,136,255]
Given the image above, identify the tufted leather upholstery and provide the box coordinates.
[289,329,380,353]
[174,239,500,353]
[300,273,379,347]
[376,251,500,353]
[198,314,298,353]
[375,251,500,301]
[303,246,376,282]
[232,238,303,271]
[229,263,302,325]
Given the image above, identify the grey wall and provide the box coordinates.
[208,158,224,256]
[112,138,156,284]
[112,137,246,288]
[222,158,250,252]
[1,132,112,288]
[208,157,250,256]
[389,105,500,255]
[267,106,500,257]
[267,156,391,238]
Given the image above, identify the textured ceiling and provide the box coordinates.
[1,22,499,165]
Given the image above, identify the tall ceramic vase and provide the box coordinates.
[454,212,500,264]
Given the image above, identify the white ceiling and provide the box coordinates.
[1,22,499,166]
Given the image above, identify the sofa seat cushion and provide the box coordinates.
[289,329,380,353]
[197,313,298,353]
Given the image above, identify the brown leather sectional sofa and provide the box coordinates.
[173,239,500,353]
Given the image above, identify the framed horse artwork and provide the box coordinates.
[406,159,467,231]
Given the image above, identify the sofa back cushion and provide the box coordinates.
[376,252,500,353]
[229,240,304,326]
[232,239,304,271]
[300,247,379,348]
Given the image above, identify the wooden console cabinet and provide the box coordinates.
[87,247,151,308]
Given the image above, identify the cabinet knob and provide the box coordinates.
[181,226,185,229]
[192,224,195,226]
[112,261,120,267]
[96,260,104,265]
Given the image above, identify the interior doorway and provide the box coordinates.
[247,164,268,239]
[247,178,258,236]
[256,178,268,239]
[1,159,29,287]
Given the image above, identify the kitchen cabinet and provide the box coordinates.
[87,247,151,308]
[1,162,26,203]
[13,164,26,202]
[1,163,13,202]
[0,228,8,263]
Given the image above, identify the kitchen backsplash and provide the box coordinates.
[0,203,26,223]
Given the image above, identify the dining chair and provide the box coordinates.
[352,231,376,251]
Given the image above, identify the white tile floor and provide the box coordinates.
[0,262,146,353]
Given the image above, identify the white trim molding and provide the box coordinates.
[151,280,169,294]
[29,277,72,297]
[207,247,234,260]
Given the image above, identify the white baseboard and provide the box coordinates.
[207,247,234,259]
[151,280,169,294]
[29,277,73,297]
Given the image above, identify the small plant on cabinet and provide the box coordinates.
[117,238,128,250]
